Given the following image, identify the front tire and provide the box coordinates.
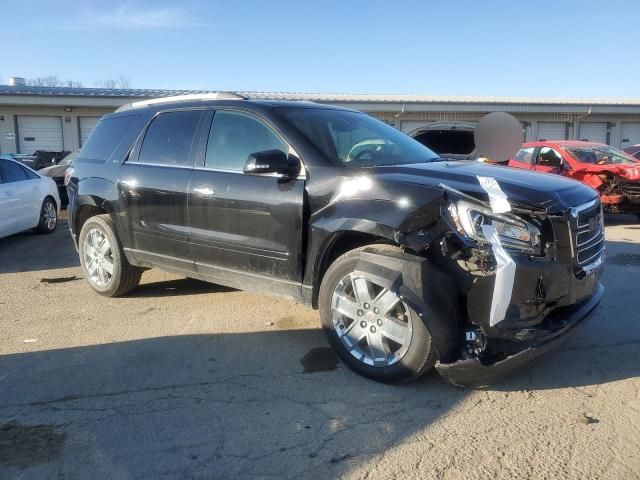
[78,215,143,297]
[34,197,57,234]
[318,245,437,383]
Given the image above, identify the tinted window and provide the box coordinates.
[81,115,138,161]
[514,147,535,164]
[0,160,28,183]
[138,110,202,167]
[205,111,287,170]
[278,108,440,167]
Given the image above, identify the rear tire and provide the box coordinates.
[78,214,143,297]
[34,197,57,234]
[318,245,437,383]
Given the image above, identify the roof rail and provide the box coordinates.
[115,92,247,112]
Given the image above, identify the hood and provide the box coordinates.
[573,162,640,181]
[39,163,69,178]
[373,161,597,213]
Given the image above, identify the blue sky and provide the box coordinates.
[3,0,639,97]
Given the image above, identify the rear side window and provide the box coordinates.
[0,160,28,183]
[205,111,287,171]
[514,147,535,164]
[81,115,138,161]
[21,165,39,180]
[138,110,203,167]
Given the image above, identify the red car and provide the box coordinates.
[509,141,640,217]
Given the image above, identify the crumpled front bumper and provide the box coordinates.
[436,283,604,387]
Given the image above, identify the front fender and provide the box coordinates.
[354,248,462,363]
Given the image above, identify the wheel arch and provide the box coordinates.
[72,197,112,246]
[310,230,397,308]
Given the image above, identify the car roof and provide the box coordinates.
[112,96,357,117]
[522,140,607,148]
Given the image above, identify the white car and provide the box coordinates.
[0,156,61,239]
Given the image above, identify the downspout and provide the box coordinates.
[572,106,592,140]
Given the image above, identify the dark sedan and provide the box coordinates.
[38,150,77,208]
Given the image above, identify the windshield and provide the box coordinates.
[565,145,639,165]
[59,150,79,166]
[277,108,440,167]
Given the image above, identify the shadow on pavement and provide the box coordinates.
[1,316,638,479]
[0,219,638,478]
[127,278,236,298]
[0,220,79,274]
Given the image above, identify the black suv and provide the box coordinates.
[67,94,605,386]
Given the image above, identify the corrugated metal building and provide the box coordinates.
[2,84,640,155]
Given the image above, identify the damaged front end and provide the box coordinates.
[392,180,605,387]
[573,167,640,215]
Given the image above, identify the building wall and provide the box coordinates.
[2,100,640,155]
[364,110,640,146]
[0,106,114,154]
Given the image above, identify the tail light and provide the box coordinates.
[64,167,74,186]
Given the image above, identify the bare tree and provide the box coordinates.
[22,74,131,89]
[26,75,83,88]
[96,75,131,89]
[64,79,83,88]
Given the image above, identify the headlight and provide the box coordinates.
[448,200,540,253]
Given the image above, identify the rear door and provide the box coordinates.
[118,109,204,272]
[533,146,565,175]
[188,109,305,293]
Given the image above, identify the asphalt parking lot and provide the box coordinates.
[0,213,639,480]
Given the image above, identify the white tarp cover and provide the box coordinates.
[481,224,517,326]
[477,175,517,326]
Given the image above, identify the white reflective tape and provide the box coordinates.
[481,224,516,326]
[477,176,511,214]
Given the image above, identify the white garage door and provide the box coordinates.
[537,122,567,141]
[579,123,608,143]
[17,116,63,154]
[79,116,101,146]
[620,123,640,147]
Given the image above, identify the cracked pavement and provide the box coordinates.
[0,212,638,479]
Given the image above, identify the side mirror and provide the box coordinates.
[243,150,298,178]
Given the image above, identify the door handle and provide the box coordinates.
[193,186,215,198]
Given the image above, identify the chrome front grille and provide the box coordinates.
[572,199,605,269]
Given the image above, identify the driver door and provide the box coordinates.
[533,146,565,175]
[188,109,305,293]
